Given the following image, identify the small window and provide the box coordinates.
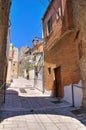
[35,67,38,77]
[78,41,83,59]
[47,17,52,36]
[30,51,32,55]
[56,8,61,20]
[48,67,51,75]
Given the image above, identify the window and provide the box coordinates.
[78,41,83,59]
[48,67,51,75]
[20,61,21,64]
[35,67,38,77]
[47,17,52,36]
[56,8,61,20]
[30,51,31,55]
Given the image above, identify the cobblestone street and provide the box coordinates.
[0,78,86,130]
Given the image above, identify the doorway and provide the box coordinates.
[54,67,62,97]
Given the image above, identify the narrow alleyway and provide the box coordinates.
[0,78,86,130]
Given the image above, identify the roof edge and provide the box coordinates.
[42,0,54,21]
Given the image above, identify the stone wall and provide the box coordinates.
[11,61,18,78]
[72,0,86,107]
[0,0,11,105]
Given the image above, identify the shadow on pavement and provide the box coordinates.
[0,89,86,127]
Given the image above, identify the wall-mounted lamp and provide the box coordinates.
[32,38,39,46]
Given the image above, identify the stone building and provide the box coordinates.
[0,0,11,105]
[42,0,81,98]
[11,46,19,78]
[31,42,44,92]
[18,46,32,77]
[6,43,14,83]
[6,44,19,82]
[6,24,11,83]
[72,0,86,107]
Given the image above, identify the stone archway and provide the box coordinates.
[0,0,11,105]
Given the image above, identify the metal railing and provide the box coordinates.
[0,80,6,103]
[71,83,84,107]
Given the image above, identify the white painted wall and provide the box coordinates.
[29,70,35,79]
[6,27,10,61]
[13,47,19,62]
[23,69,27,78]
[6,60,12,82]
[63,80,83,107]
[35,68,43,91]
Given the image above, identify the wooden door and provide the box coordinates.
[54,67,62,97]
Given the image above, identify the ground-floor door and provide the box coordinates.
[54,67,62,97]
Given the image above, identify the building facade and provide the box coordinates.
[6,44,19,82]
[18,46,31,77]
[0,0,11,105]
[11,47,19,78]
[72,0,86,107]
[42,0,81,98]
[32,42,44,92]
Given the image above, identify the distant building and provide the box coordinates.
[18,46,31,77]
[31,42,44,92]
[6,43,13,83]
[11,47,19,78]
[18,42,44,87]
[6,26,11,82]
[0,0,11,105]
[6,44,19,82]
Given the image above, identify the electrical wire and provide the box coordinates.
[48,0,58,14]
[27,0,47,47]
[38,0,47,8]
[29,0,58,47]
[28,0,47,47]
[32,23,42,39]
[28,23,42,47]
[38,0,58,14]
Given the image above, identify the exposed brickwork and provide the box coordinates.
[43,0,81,97]
[44,32,80,97]
[72,0,86,108]
[43,0,73,50]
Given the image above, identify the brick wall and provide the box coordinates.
[44,32,80,97]
[72,0,86,107]
[43,0,81,97]
[42,0,73,50]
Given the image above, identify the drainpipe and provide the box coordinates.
[72,84,74,107]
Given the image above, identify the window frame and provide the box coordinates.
[56,7,61,21]
[48,67,51,75]
[47,17,52,36]
[78,41,83,59]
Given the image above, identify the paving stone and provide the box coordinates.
[12,128,29,130]
[0,129,12,130]
[0,78,86,130]
[76,128,86,130]
[3,124,18,128]
[0,124,4,129]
